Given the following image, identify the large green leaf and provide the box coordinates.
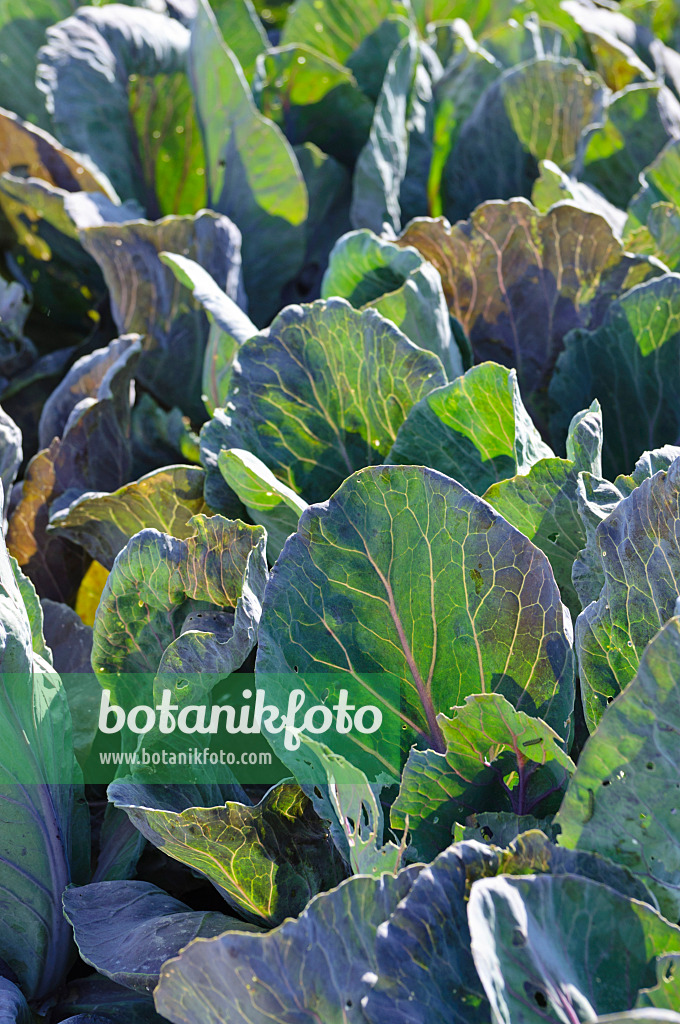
[91,514,267,712]
[0,490,88,1000]
[322,227,428,306]
[443,58,606,221]
[126,69,207,218]
[625,202,680,272]
[364,831,650,1024]
[392,694,574,862]
[431,37,500,216]
[80,211,244,423]
[200,298,446,506]
[217,448,307,562]
[579,83,680,208]
[577,19,654,91]
[255,464,575,786]
[558,615,680,919]
[486,457,586,615]
[618,138,680,270]
[483,401,602,614]
[552,274,680,480]
[37,6,205,215]
[63,880,253,994]
[111,782,345,925]
[321,228,460,376]
[397,38,438,227]
[255,44,373,165]
[154,865,421,1024]
[397,201,655,432]
[572,445,680,609]
[469,874,680,1024]
[49,466,210,571]
[189,0,307,324]
[387,362,553,493]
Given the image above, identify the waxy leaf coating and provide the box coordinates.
[63,880,253,994]
[363,843,489,1024]
[201,298,446,505]
[469,874,680,1024]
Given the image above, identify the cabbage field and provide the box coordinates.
[5,0,680,1021]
